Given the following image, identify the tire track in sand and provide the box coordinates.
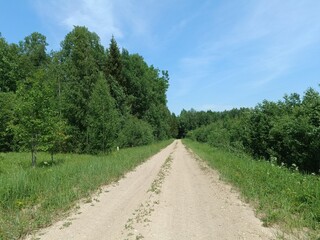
[121,153,174,239]
[26,140,276,240]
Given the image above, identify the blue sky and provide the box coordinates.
[1,0,320,114]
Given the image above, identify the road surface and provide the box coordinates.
[27,140,275,240]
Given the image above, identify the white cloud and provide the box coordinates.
[238,0,320,87]
[32,0,162,47]
[174,0,320,96]
[33,0,122,44]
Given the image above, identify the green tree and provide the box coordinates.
[0,35,11,92]
[169,113,179,138]
[12,70,64,166]
[144,104,171,140]
[18,32,49,82]
[121,52,151,118]
[87,72,119,153]
[118,116,154,147]
[60,26,105,151]
[0,35,21,92]
[142,67,171,139]
[105,36,126,113]
[0,92,15,151]
[301,88,320,171]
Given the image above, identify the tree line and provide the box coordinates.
[0,26,176,165]
[179,89,320,173]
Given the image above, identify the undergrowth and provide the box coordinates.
[0,140,172,240]
[183,139,320,240]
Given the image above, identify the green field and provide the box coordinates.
[183,139,320,239]
[0,140,172,240]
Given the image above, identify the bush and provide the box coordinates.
[185,87,320,173]
[118,116,154,147]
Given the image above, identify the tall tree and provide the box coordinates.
[19,32,49,69]
[0,92,15,151]
[121,52,152,118]
[0,36,21,92]
[105,37,126,113]
[0,35,10,92]
[60,26,105,151]
[12,70,64,166]
[87,72,119,153]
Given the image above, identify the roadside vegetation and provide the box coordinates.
[0,27,177,165]
[0,140,172,239]
[178,86,320,174]
[0,26,177,240]
[184,139,320,239]
[178,85,319,238]
[1,24,319,240]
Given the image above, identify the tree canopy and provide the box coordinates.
[0,26,175,165]
[181,88,320,173]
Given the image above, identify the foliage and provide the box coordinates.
[19,32,49,68]
[0,92,15,151]
[11,70,66,166]
[121,52,172,140]
[0,140,173,240]
[118,116,154,147]
[178,108,232,138]
[86,72,119,153]
[184,139,320,239]
[0,26,173,162]
[59,26,105,151]
[184,88,320,173]
[0,36,26,92]
[105,36,126,113]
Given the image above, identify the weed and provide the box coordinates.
[122,153,173,240]
[60,221,72,229]
[148,155,173,194]
[136,233,144,239]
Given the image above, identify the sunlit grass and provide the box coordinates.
[183,139,320,239]
[0,140,173,240]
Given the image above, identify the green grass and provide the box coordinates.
[0,140,173,240]
[183,139,320,239]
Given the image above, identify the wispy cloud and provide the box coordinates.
[32,0,164,47]
[174,0,320,99]
[33,0,122,44]
[30,0,320,113]
[237,0,320,87]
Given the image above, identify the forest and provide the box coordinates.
[0,26,177,166]
[179,88,320,173]
[0,26,319,173]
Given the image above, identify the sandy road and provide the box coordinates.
[27,140,275,240]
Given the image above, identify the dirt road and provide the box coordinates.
[27,140,275,240]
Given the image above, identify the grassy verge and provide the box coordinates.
[183,139,320,239]
[0,140,173,240]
